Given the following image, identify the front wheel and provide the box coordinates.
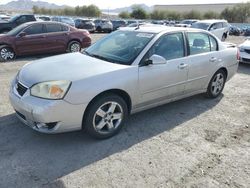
[0,45,15,62]
[206,70,226,98]
[83,94,128,139]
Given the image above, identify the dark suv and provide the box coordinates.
[0,14,36,33]
[0,21,91,62]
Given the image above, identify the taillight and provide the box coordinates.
[237,48,240,61]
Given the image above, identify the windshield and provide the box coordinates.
[85,30,155,65]
[7,23,28,36]
[191,23,210,30]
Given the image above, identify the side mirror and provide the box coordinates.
[18,32,26,37]
[148,54,167,65]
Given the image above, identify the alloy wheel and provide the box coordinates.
[0,48,15,61]
[70,43,81,52]
[93,101,123,135]
[211,73,224,96]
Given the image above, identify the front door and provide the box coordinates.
[15,23,48,55]
[138,32,188,105]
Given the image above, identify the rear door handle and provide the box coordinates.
[178,63,188,69]
[209,57,217,62]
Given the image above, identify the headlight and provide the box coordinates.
[31,80,71,99]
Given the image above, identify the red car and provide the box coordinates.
[0,21,91,62]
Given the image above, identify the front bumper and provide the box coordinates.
[9,80,87,134]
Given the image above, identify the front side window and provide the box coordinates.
[85,30,155,65]
[187,32,217,55]
[149,33,185,61]
[23,24,44,35]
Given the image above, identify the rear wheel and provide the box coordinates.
[83,94,128,139]
[68,41,81,53]
[0,45,15,62]
[206,70,226,98]
[221,34,227,41]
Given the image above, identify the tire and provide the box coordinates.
[68,41,81,53]
[83,94,128,139]
[0,45,15,62]
[221,34,227,41]
[206,70,226,98]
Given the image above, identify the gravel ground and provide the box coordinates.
[0,34,249,188]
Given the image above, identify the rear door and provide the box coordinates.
[44,23,69,52]
[15,23,48,55]
[184,32,220,93]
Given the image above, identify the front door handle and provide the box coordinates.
[209,57,217,62]
[178,63,188,69]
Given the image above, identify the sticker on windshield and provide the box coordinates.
[136,33,154,38]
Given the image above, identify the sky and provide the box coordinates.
[0,0,248,9]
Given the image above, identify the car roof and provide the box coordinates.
[24,21,70,26]
[195,19,227,24]
[119,25,204,34]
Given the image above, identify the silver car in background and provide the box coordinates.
[9,26,239,139]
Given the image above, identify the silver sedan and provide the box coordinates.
[9,26,239,139]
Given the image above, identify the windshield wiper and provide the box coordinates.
[90,53,117,63]
[83,51,121,64]
[83,50,92,56]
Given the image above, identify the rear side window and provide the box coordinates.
[61,25,69,31]
[222,22,228,28]
[187,33,218,55]
[27,15,35,21]
[187,33,210,55]
[23,24,44,35]
[209,36,218,51]
[46,24,62,33]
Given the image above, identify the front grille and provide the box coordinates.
[16,82,28,96]
[15,110,26,120]
[244,49,250,54]
[242,58,250,63]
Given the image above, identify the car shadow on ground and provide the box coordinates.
[0,94,223,188]
[238,63,250,75]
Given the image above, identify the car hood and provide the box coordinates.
[239,40,250,48]
[18,53,129,87]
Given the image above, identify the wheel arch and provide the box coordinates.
[82,89,132,128]
[218,67,228,80]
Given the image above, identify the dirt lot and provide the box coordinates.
[0,34,249,188]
